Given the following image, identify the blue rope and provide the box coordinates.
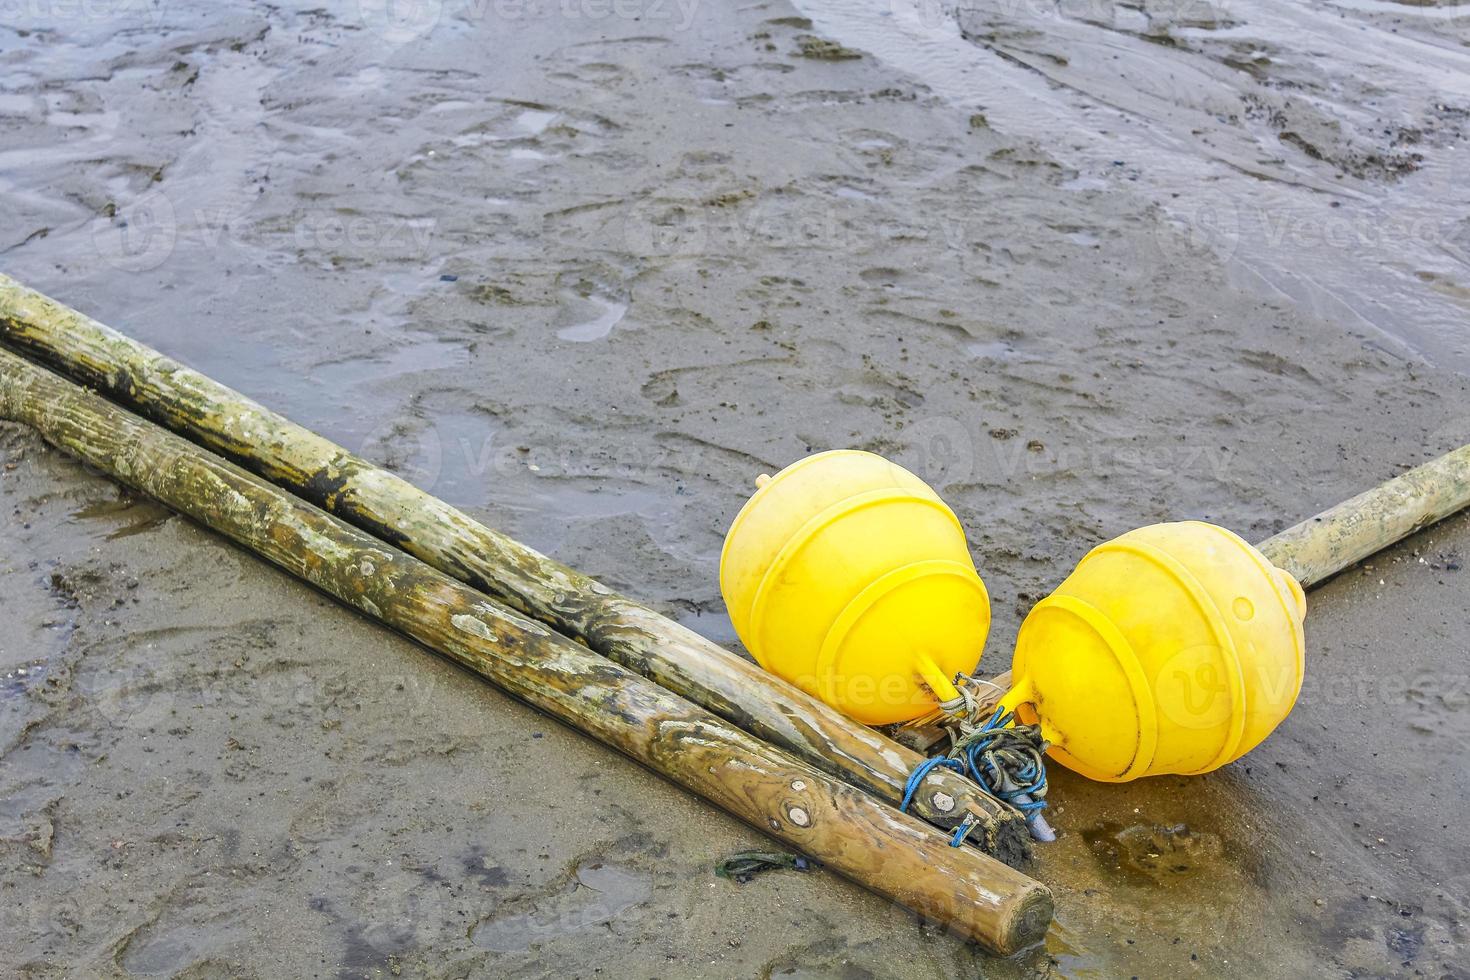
[956,708,1049,817]
[900,755,978,849]
[901,706,1052,848]
[899,755,965,814]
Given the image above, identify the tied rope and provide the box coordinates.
[902,693,1055,845]
[951,707,1052,837]
[899,757,980,847]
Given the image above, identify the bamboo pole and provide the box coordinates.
[0,348,1053,955]
[0,274,1027,863]
[891,444,1470,752]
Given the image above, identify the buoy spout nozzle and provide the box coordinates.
[916,654,962,706]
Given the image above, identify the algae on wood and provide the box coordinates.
[0,273,1028,864]
[0,348,1053,955]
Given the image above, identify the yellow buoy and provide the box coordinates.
[720,450,991,725]
[1003,521,1306,782]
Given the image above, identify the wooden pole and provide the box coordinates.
[0,348,1053,955]
[1255,445,1470,587]
[0,274,1027,863]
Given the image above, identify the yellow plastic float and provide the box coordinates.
[1003,521,1307,782]
[720,450,991,725]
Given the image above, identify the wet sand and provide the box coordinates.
[2,0,1468,976]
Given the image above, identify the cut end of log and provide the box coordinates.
[1003,885,1056,954]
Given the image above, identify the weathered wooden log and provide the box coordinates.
[0,273,1028,863]
[1255,444,1470,587]
[890,445,1470,753]
[0,348,1053,955]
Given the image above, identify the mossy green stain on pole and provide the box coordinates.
[0,273,1028,863]
[0,348,1053,955]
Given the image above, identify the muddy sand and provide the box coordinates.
[2,0,1469,976]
